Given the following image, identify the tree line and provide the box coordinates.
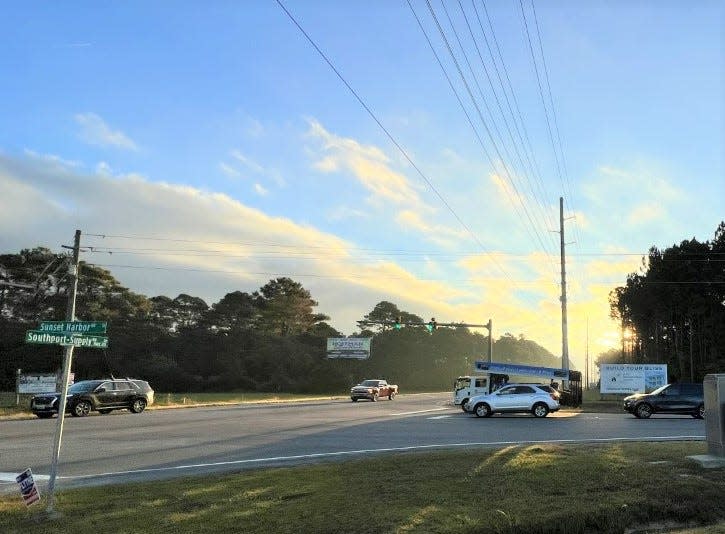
[0,248,559,393]
[605,222,725,381]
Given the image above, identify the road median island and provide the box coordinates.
[1,441,724,533]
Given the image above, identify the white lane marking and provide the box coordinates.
[19,435,704,482]
[390,408,448,416]
[428,415,452,420]
[0,472,49,483]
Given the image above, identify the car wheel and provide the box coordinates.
[98,409,112,415]
[635,403,652,419]
[460,399,469,412]
[693,404,705,419]
[532,403,549,418]
[474,403,492,418]
[130,398,147,414]
[389,391,396,400]
[36,413,54,419]
[351,398,358,402]
[72,400,92,417]
[372,393,379,402]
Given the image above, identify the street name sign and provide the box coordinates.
[39,321,107,334]
[25,330,109,349]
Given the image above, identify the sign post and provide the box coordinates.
[46,230,81,517]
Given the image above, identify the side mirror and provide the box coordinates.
[97,387,106,393]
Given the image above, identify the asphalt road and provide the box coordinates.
[0,393,705,490]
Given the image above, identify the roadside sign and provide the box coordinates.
[326,337,372,359]
[16,468,41,506]
[25,330,109,349]
[39,321,107,334]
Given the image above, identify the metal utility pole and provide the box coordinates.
[46,229,81,516]
[559,197,570,382]
[486,318,493,363]
[585,318,589,390]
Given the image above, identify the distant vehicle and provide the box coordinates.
[350,379,398,402]
[465,383,560,418]
[454,361,582,410]
[623,383,704,419]
[30,378,154,418]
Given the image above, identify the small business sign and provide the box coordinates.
[326,337,372,359]
[15,468,40,506]
[17,373,75,394]
[599,364,667,394]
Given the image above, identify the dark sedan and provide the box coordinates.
[623,382,704,419]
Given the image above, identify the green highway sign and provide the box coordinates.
[25,331,109,349]
[39,321,107,334]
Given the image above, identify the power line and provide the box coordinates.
[275,0,523,290]
[411,0,559,286]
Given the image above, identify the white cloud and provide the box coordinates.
[0,150,629,370]
[219,162,241,178]
[231,150,264,173]
[253,183,268,196]
[75,112,138,150]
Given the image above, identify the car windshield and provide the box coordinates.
[68,381,101,394]
[649,384,670,395]
[360,380,381,387]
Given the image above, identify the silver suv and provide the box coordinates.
[465,383,560,418]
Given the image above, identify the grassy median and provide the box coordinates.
[1,442,724,534]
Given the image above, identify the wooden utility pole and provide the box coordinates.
[46,229,81,516]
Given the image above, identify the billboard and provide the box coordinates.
[599,364,667,394]
[326,337,372,359]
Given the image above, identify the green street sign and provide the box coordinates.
[69,334,109,349]
[38,321,107,334]
[25,331,109,349]
[26,331,73,345]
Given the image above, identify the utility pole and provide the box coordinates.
[486,318,493,363]
[46,229,81,516]
[585,318,589,390]
[559,197,570,384]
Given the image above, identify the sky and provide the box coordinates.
[1,1,723,377]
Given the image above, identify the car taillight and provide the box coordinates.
[550,394,558,401]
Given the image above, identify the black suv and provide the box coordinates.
[30,379,154,418]
[623,382,704,419]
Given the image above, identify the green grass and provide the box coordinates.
[1,442,723,534]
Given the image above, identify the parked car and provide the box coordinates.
[350,379,398,402]
[465,383,560,418]
[623,382,704,419]
[30,378,155,418]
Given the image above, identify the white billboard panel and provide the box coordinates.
[599,364,667,394]
[326,337,371,359]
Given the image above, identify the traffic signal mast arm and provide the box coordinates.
[357,319,491,329]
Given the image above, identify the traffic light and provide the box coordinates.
[394,316,402,330]
[426,317,437,333]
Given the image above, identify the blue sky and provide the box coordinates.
[1,1,722,375]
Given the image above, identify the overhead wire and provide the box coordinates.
[419,0,560,283]
[474,0,556,233]
[275,0,524,291]
[455,0,559,255]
